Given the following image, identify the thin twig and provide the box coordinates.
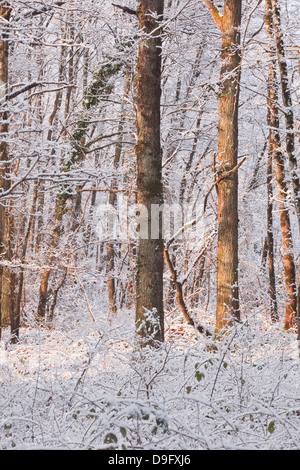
[203,156,248,213]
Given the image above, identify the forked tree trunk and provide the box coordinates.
[205,0,241,334]
[265,0,297,330]
[135,0,164,345]
[270,0,300,225]
[270,0,300,336]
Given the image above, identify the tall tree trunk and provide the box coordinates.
[265,0,297,330]
[206,0,241,334]
[270,0,300,226]
[135,0,164,345]
[35,41,67,254]
[270,0,300,336]
[0,4,11,338]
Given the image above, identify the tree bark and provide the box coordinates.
[206,0,241,334]
[270,0,300,337]
[1,204,16,334]
[135,0,164,345]
[265,0,297,330]
[266,117,278,322]
[270,0,300,226]
[0,4,11,338]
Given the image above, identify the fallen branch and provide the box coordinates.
[163,247,212,337]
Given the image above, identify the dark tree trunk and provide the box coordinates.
[266,132,278,323]
[135,0,164,345]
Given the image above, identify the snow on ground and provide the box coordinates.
[0,307,299,450]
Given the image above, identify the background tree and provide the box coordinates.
[0,3,12,338]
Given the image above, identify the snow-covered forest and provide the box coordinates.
[0,0,299,451]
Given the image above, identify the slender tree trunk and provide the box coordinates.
[36,31,76,319]
[266,119,278,322]
[265,0,297,330]
[13,187,38,342]
[37,28,124,318]
[135,0,164,345]
[37,197,64,319]
[34,42,67,254]
[107,75,130,314]
[272,145,297,330]
[270,0,300,337]
[206,0,241,334]
[270,0,300,226]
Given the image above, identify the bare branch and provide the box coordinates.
[204,0,224,32]
[164,246,212,337]
[23,1,66,18]
[203,156,248,213]
[112,3,137,16]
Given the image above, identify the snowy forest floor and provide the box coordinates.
[0,300,299,450]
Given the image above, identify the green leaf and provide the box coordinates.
[120,427,127,438]
[195,371,205,382]
[268,421,275,434]
[104,433,118,444]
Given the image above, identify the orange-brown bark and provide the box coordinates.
[206,0,242,333]
[265,0,297,330]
